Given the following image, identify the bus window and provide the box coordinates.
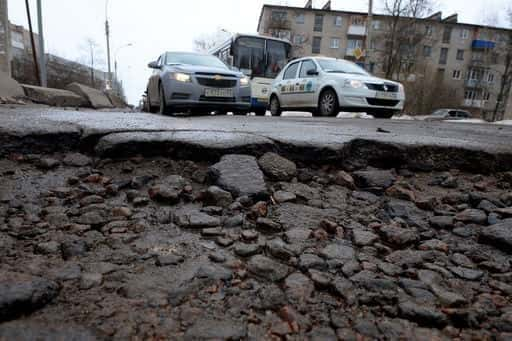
[266,40,288,78]
[234,37,265,77]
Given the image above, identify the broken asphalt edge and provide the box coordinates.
[1,125,511,174]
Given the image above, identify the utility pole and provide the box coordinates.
[105,0,112,89]
[37,0,46,87]
[25,0,40,85]
[366,0,373,71]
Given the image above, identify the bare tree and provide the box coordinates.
[492,9,512,121]
[77,38,105,87]
[193,29,231,53]
[378,0,434,80]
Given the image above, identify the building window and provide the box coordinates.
[487,72,495,83]
[452,70,461,79]
[442,27,452,44]
[464,90,477,100]
[347,39,363,49]
[439,48,449,64]
[456,49,464,61]
[491,53,499,64]
[293,34,304,45]
[483,91,490,101]
[351,16,364,25]
[295,13,305,24]
[314,14,324,32]
[423,45,432,57]
[330,38,340,49]
[271,11,288,22]
[460,29,469,40]
[334,16,342,27]
[312,37,322,54]
[372,20,381,30]
[425,25,433,36]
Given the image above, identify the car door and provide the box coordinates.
[148,55,163,105]
[295,59,319,107]
[277,61,300,107]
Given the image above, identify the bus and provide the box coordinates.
[210,34,292,115]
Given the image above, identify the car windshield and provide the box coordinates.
[432,110,447,116]
[317,59,369,76]
[165,53,228,69]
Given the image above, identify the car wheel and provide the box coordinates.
[146,90,157,113]
[369,110,395,119]
[269,96,282,117]
[159,85,173,115]
[318,88,339,117]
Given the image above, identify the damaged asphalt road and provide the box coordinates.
[1,106,512,339]
[1,106,512,172]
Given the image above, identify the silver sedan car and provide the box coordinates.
[269,57,405,119]
[146,52,251,115]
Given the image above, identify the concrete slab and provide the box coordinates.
[105,91,128,108]
[0,71,24,98]
[21,84,87,107]
[66,83,114,109]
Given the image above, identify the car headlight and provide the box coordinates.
[171,72,191,82]
[240,77,250,87]
[398,83,405,93]
[345,79,365,89]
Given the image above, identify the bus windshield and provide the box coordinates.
[233,37,289,79]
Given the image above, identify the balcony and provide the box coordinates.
[346,47,365,58]
[465,79,482,88]
[472,40,496,50]
[347,25,367,36]
[463,99,485,108]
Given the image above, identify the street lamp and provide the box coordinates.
[105,0,112,90]
[114,43,134,94]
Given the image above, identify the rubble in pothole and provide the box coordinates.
[1,152,512,340]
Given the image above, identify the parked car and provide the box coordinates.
[145,52,251,115]
[425,109,472,121]
[268,57,405,119]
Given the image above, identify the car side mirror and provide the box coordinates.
[307,69,319,76]
[148,61,160,69]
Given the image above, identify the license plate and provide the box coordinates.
[376,91,398,100]
[204,88,233,97]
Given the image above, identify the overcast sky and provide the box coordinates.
[7,0,511,105]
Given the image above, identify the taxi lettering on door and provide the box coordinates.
[280,80,316,94]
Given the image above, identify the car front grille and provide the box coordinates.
[196,77,237,88]
[365,83,399,92]
[366,98,400,107]
[199,96,236,102]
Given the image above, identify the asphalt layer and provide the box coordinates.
[1,105,512,172]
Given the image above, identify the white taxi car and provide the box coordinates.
[269,57,405,119]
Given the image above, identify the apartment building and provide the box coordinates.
[257,2,512,119]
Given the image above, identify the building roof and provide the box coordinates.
[257,4,512,33]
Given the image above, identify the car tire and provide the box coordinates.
[159,85,173,115]
[269,96,282,117]
[317,88,339,117]
[146,90,158,113]
[369,110,396,119]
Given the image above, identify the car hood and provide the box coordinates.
[326,72,400,85]
[166,64,243,78]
